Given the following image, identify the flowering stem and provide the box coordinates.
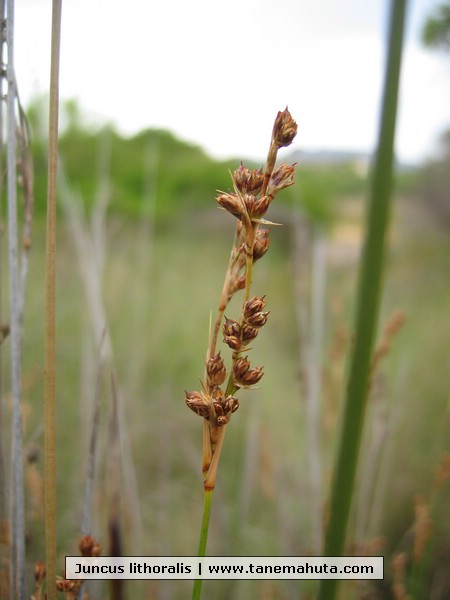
[44,2,62,599]
[192,488,214,600]
[188,108,297,600]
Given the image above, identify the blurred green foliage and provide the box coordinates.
[27,96,371,223]
[422,1,450,51]
[29,102,237,219]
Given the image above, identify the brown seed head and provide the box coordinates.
[241,366,264,386]
[267,163,296,197]
[241,324,259,343]
[225,395,239,414]
[216,191,242,218]
[245,310,269,328]
[233,164,264,195]
[34,560,46,584]
[214,395,240,425]
[185,390,211,419]
[211,385,225,404]
[223,317,241,338]
[79,534,102,557]
[272,107,298,148]
[206,353,227,386]
[224,335,242,351]
[253,228,270,261]
[250,195,271,217]
[233,356,251,383]
[244,296,266,318]
[243,194,256,214]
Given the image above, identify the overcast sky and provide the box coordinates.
[15,0,450,164]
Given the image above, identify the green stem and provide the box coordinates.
[318,1,407,599]
[192,488,214,600]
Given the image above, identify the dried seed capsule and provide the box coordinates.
[224,395,239,414]
[79,535,102,557]
[216,192,242,218]
[216,415,229,425]
[241,324,259,343]
[233,164,264,195]
[212,399,225,418]
[246,311,269,328]
[223,317,241,338]
[211,385,225,404]
[206,353,227,386]
[244,194,257,214]
[224,335,242,351]
[250,194,271,217]
[241,366,264,386]
[233,356,251,383]
[185,390,210,419]
[267,163,295,197]
[272,107,298,148]
[215,395,239,426]
[253,228,270,261]
[244,296,266,318]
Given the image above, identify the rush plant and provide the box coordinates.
[185,108,297,600]
[318,1,408,599]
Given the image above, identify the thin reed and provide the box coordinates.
[318,1,408,599]
[186,108,297,600]
[44,1,62,599]
[0,0,6,591]
[6,0,26,595]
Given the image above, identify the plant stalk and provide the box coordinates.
[318,1,408,599]
[192,488,214,600]
[45,1,62,599]
[6,1,26,596]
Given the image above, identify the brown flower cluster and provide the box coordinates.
[216,161,295,221]
[185,108,297,489]
[32,535,102,600]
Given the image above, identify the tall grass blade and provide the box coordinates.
[16,98,35,332]
[0,1,7,595]
[44,1,62,599]
[306,227,326,555]
[5,1,26,596]
[318,1,408,599]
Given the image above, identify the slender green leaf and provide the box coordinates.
[318,1,408,598]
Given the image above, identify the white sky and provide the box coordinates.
[15,0,450,164]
